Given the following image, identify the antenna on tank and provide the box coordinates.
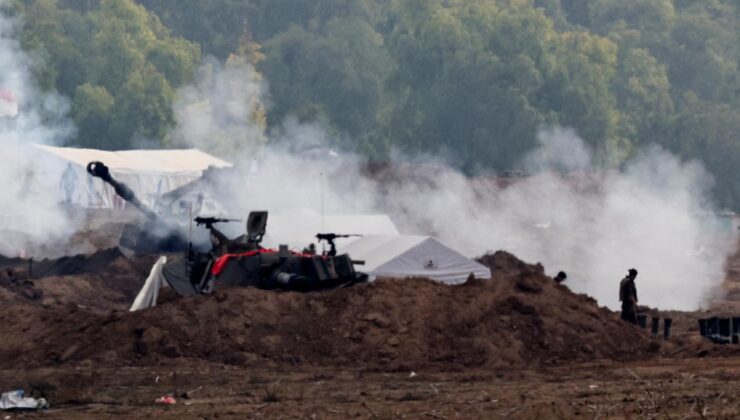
[188,202,193,244]
[320,171,326,254]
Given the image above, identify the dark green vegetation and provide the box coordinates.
[9,0,740,209]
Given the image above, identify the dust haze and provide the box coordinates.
[174,60,736,311]
[0,3,76,254]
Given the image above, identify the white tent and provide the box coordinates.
[341,235,491,284]
[34,144,231,209]
[259,212,400,249]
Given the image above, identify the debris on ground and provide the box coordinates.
[154,396,176,405]
[0,389,48,411]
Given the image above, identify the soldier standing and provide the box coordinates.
[619,268,638,324]
[60,163,77,206]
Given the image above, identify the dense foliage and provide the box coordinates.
[16,0,200,149]
[11,0,740,209]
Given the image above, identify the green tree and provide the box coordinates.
[590,0,675,37]
[613,48,673,147]
[668,7,737,102]
[673,93,740,208]
[261,16,392,155]
[19,0,200,149]
[72,83,114,149]
[14,0,740,209]
[386,0,624,170]
[543,31,622,162]
[136,0,257,59]
[19,0,90,94]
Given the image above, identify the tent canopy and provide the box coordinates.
[341,235,491,284]
[34,144,231,174]
[33,144,231,210]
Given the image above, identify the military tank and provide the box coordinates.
[87,160,367,293]
[162,211,368,295]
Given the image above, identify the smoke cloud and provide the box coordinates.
[0,2,76,254]
[375,130,735,311]
[171,53,735,313]
[171,56,267,156]
[463,130,734,311]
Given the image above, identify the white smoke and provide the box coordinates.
[0,2,76,255]
[171,56,267,156]
[466,130,734,311]
[172,55,735,311]
[522,127,592,172]
[366,129,734,311]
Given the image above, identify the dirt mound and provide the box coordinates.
[0,248,158,310]
[0,247,124,277]
[477,250,545,276]
[0,251,663,370]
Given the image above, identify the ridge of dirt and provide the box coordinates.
[0,251,665,371]
[0,247,157,310]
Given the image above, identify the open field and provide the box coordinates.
[2,357,740,419]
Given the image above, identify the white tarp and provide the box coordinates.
[130,256,168,311]
[0,390,48,411]
[341,235,491,284]
[260,212,400,250]
[33,144,231,209]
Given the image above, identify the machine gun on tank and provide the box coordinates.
[316,233,362,257]
[195,212,265,255]
[194,217,242,227]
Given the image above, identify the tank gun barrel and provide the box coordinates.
[86,161,159,220]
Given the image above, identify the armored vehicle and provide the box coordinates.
[87,160,367,293]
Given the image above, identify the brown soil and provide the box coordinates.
[1,235,739,417]
[0,251,667,372]
[0,248,158,310]
[4,359,740,419]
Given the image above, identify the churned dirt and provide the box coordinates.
[0,241,739,417]
[0,247,158,309]
[0,251,664,371]
[3,358,740,419]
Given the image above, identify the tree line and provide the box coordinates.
[11,0,740,209]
